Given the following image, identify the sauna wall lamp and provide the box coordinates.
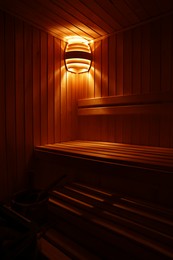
[64,38,92,73]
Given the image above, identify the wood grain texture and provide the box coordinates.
[78,92,173,108]
[15,18,25,190]
[116,33,123,95]
[108,34,116,96]
[0,10,7,200]
[0,11,78,201]
[150,20,161,93]
[101,37,108,97]
[24,23,33,166]
[71,73,78,140]
[35,140,173,170]
[60,40,67,141]
[78,14,173,147]
[0,0,173,41]
[41,31,48,145]
[87,42,94,98]
[132,27,141,95]
[1,8,173,202]
[5,14,17,197]
[54,37,61,143]
[67,73,72,141]
[94,41,101,97]
[123,30,132,95]
[78,103,173,116]
[161,15,172,92]
[48,34,54,144]
[141,23,151,94]
[33,28,41,146]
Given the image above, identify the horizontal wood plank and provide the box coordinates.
[78,103,173,116]
[35,140,173,171]
[78,92,173,108]
[0,0,173,41]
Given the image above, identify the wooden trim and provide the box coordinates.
[78,92,173,108]
[78,93,173,116]
[78,103,173,116]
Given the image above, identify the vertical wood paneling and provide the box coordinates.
[131,115,140,145]
[107,116,115,142]
[101,116,108,141]
[15,18,25,190]
[160,116,171,148]
[66,73,77,140]
[94,41,101,97]
[123,30,132,95]
[33,28,41,146]
[115,116,123,143]
[122,116,132,144]
[132,27,141,95]
[108,35,116,96]
[0,11,7,200]
[172,15,173,92]
[5,14,16,197]
[161,15,172,92]
[141,23,151,94]
[101,38,108,97]
[1,9,173,200]
[148,116,160,147]
[79,14,173,148]
[48,34,54,143]
[54,37,61,143]
[71,73,77,140]
[160,16,172,148]
[79,73,88,98]
[0,11,78,201]
[61,40,67,141]
[67,73,72,140]
[24,23,33,166]
[88,42,94,98]
[170,121,173,148]
[77,74,83,99]
[116,33,123,95]
[88,70,94,98]
[139,115,149,145]
[41,31,48,145]
[150,20,161,93]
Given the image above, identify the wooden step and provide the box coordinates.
[48,182,173,259]
[38,237,71,260]
[48,205,138,259]
[41,228,99,260]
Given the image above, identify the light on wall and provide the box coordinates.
[64,37,92,74]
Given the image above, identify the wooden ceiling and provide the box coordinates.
[0,0,173,41]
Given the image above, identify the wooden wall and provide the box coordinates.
[0,10,77,200]
[78,14,173,148]
[0,9,173,200]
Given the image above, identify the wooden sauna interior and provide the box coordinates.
[1,0,173,259]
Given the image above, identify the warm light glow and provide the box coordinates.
[65,37,92,74]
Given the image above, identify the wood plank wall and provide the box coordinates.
[0,10,77,200]
[0,9,173,200]
[78,14,173,148]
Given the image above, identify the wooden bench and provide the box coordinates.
[46,181,173,259]
[35,141,173,206]
[35,141,173,171]
[34,141,173,258]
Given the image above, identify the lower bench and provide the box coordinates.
[42,181,173,259]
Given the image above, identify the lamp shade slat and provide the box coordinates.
[65,38,92,73]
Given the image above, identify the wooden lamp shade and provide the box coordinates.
[64,38,92,74]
